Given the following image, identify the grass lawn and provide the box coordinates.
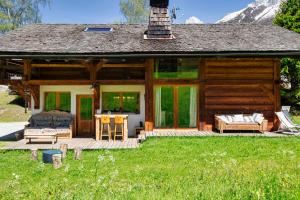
[0,92,31,122]
[0,137,300,199]
[293,116,300,124]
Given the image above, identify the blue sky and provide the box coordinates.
[40,0,254,24]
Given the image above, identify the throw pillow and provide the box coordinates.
[218,115,229,123]
[233,114,244,122]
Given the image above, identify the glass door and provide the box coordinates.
[178,86,197,128]
[155,86,174,128]
[155,86,197,128]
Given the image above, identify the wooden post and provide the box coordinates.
[59,144,68,159]
[31,148,38,161]
[52,154,62,169]
[96,117,100,140]
[23,59,32,81]
[74,147,82,160]
[273,59,281,130]
[145,58,154,132]
[199,59,206,131]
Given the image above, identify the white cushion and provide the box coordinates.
[255,116,264,124]
[244,116,251,123]
[226,115,234,123]
[233,114,244,122]
[218,115,229,123]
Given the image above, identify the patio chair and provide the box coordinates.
[113,116,124,142]
[100,116,112,140]
[275,112,300,135]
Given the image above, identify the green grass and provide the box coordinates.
[1,137,300,199]
[293,116,300,124]
[0,92,31,122]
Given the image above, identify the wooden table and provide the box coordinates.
[95,114,129,141]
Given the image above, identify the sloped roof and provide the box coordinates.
[0,23,299,57]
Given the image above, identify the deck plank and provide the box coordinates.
[1,131,290,150]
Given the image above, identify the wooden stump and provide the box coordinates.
[52,154,62,169]
[31,149,38,161]
[74,147,82,160]
[59,144,68,159]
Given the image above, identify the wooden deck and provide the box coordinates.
[2,138,139,150]
[1,131,290,150]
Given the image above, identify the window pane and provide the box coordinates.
[154,58,199,79]
[102,93,121,112]
[59,92,71,112]
[178,86,197,128]
[80,97,93,120]
[123,93,140,113]
[155,86,174,128]
[45,92,56,111]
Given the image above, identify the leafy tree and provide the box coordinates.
[120,0,149,24]
[274,0,300,110]
[0,0,51,33]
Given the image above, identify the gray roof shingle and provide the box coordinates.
[0,23,299,57]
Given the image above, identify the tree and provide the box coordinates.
[0,0,51,33]
[274,0,300,110]
[120,0,149,24]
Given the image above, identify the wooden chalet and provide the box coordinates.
[0,0,300,138]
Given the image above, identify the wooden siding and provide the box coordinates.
[202,58,280,131]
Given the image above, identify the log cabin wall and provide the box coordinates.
[201,58,281,131]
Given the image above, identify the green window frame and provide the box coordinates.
[102,92,140,114]
[45,92,71,112]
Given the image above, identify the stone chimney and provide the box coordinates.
[147,0,173,39]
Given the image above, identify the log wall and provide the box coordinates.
[202,58,281,131]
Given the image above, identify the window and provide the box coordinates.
[80,97,93,120]
[102,92,140,114]
[45,92,71,112]
[154,58,199,79]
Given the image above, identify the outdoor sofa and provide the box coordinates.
[215,113,268,134]
[24,111,74,144]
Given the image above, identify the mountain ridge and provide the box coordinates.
[217,0,284,24]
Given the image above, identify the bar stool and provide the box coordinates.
[100,116,111,140]
[114,116,124,141]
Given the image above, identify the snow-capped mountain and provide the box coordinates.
[217,0,284,24]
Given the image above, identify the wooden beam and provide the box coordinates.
[28,85,40,109]
[93,83,100,110]
[31,63,85,68]
[23,59,31,81]
[98,80,145,85]
[273,59,281,130]
[27,79,145,85]
[145,58,154,132]
[96,59,104,72]
[102,63,144,68]
[28,80,92,85]
[154,79,200,85]
[199,59,206,131]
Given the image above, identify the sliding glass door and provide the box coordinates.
[155,86,198,128]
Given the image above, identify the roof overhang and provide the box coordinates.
[0,51,300,59]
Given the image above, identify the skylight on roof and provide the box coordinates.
[84,27,113,32]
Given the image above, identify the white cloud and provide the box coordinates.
[185,16,204,24]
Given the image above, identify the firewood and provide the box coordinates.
[74,147,82,160]
[59,144,68,159]
[31,148,38,161]
[52,154,62,169]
